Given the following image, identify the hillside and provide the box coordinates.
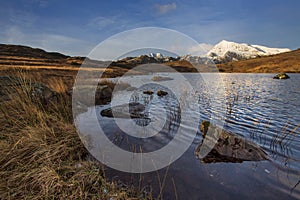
[217,48,300,73]
[0,44,89,69]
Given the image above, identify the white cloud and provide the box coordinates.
[154,3,177,15]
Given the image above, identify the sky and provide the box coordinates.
[1,0,300,56]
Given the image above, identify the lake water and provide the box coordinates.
[76,73,300,199]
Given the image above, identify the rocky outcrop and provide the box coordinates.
[273,73,290,79]
[195,121,268,163]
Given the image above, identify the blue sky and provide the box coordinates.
[1,0,300,56]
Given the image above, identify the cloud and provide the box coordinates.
[154,3,177,15]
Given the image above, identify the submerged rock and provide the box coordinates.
[195,121,268,163]
[100,102,147,119]
[273,73,290,79]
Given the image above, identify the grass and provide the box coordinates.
[0,73,151,199]
[217,48,300,73]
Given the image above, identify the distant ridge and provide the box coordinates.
[0,44,69,59]
[0,43,299,73]
[0,44,106,70]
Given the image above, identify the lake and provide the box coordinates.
[76,73,300,199]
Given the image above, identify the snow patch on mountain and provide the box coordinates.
[207,40,290,63]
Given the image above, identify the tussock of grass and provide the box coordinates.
[0,74,150,199]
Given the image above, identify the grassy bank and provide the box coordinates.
[0,73,151,199]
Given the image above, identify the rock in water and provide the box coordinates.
[157,90,168,97]
[195,121,268,163]
[273,73,290,79]
[143,90,154,95]
[100,102,147,119]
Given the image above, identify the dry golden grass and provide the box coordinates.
[217,49,300,73]
[0,73,151,199]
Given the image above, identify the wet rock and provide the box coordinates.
[273,73,290,79]
[195,121,268,163]
[101,102,147,119]
[157,90,168,97]
[143,90,154,95]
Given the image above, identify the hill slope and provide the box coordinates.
[217,48,300,73]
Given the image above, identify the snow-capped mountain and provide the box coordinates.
[207,40,290,63]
